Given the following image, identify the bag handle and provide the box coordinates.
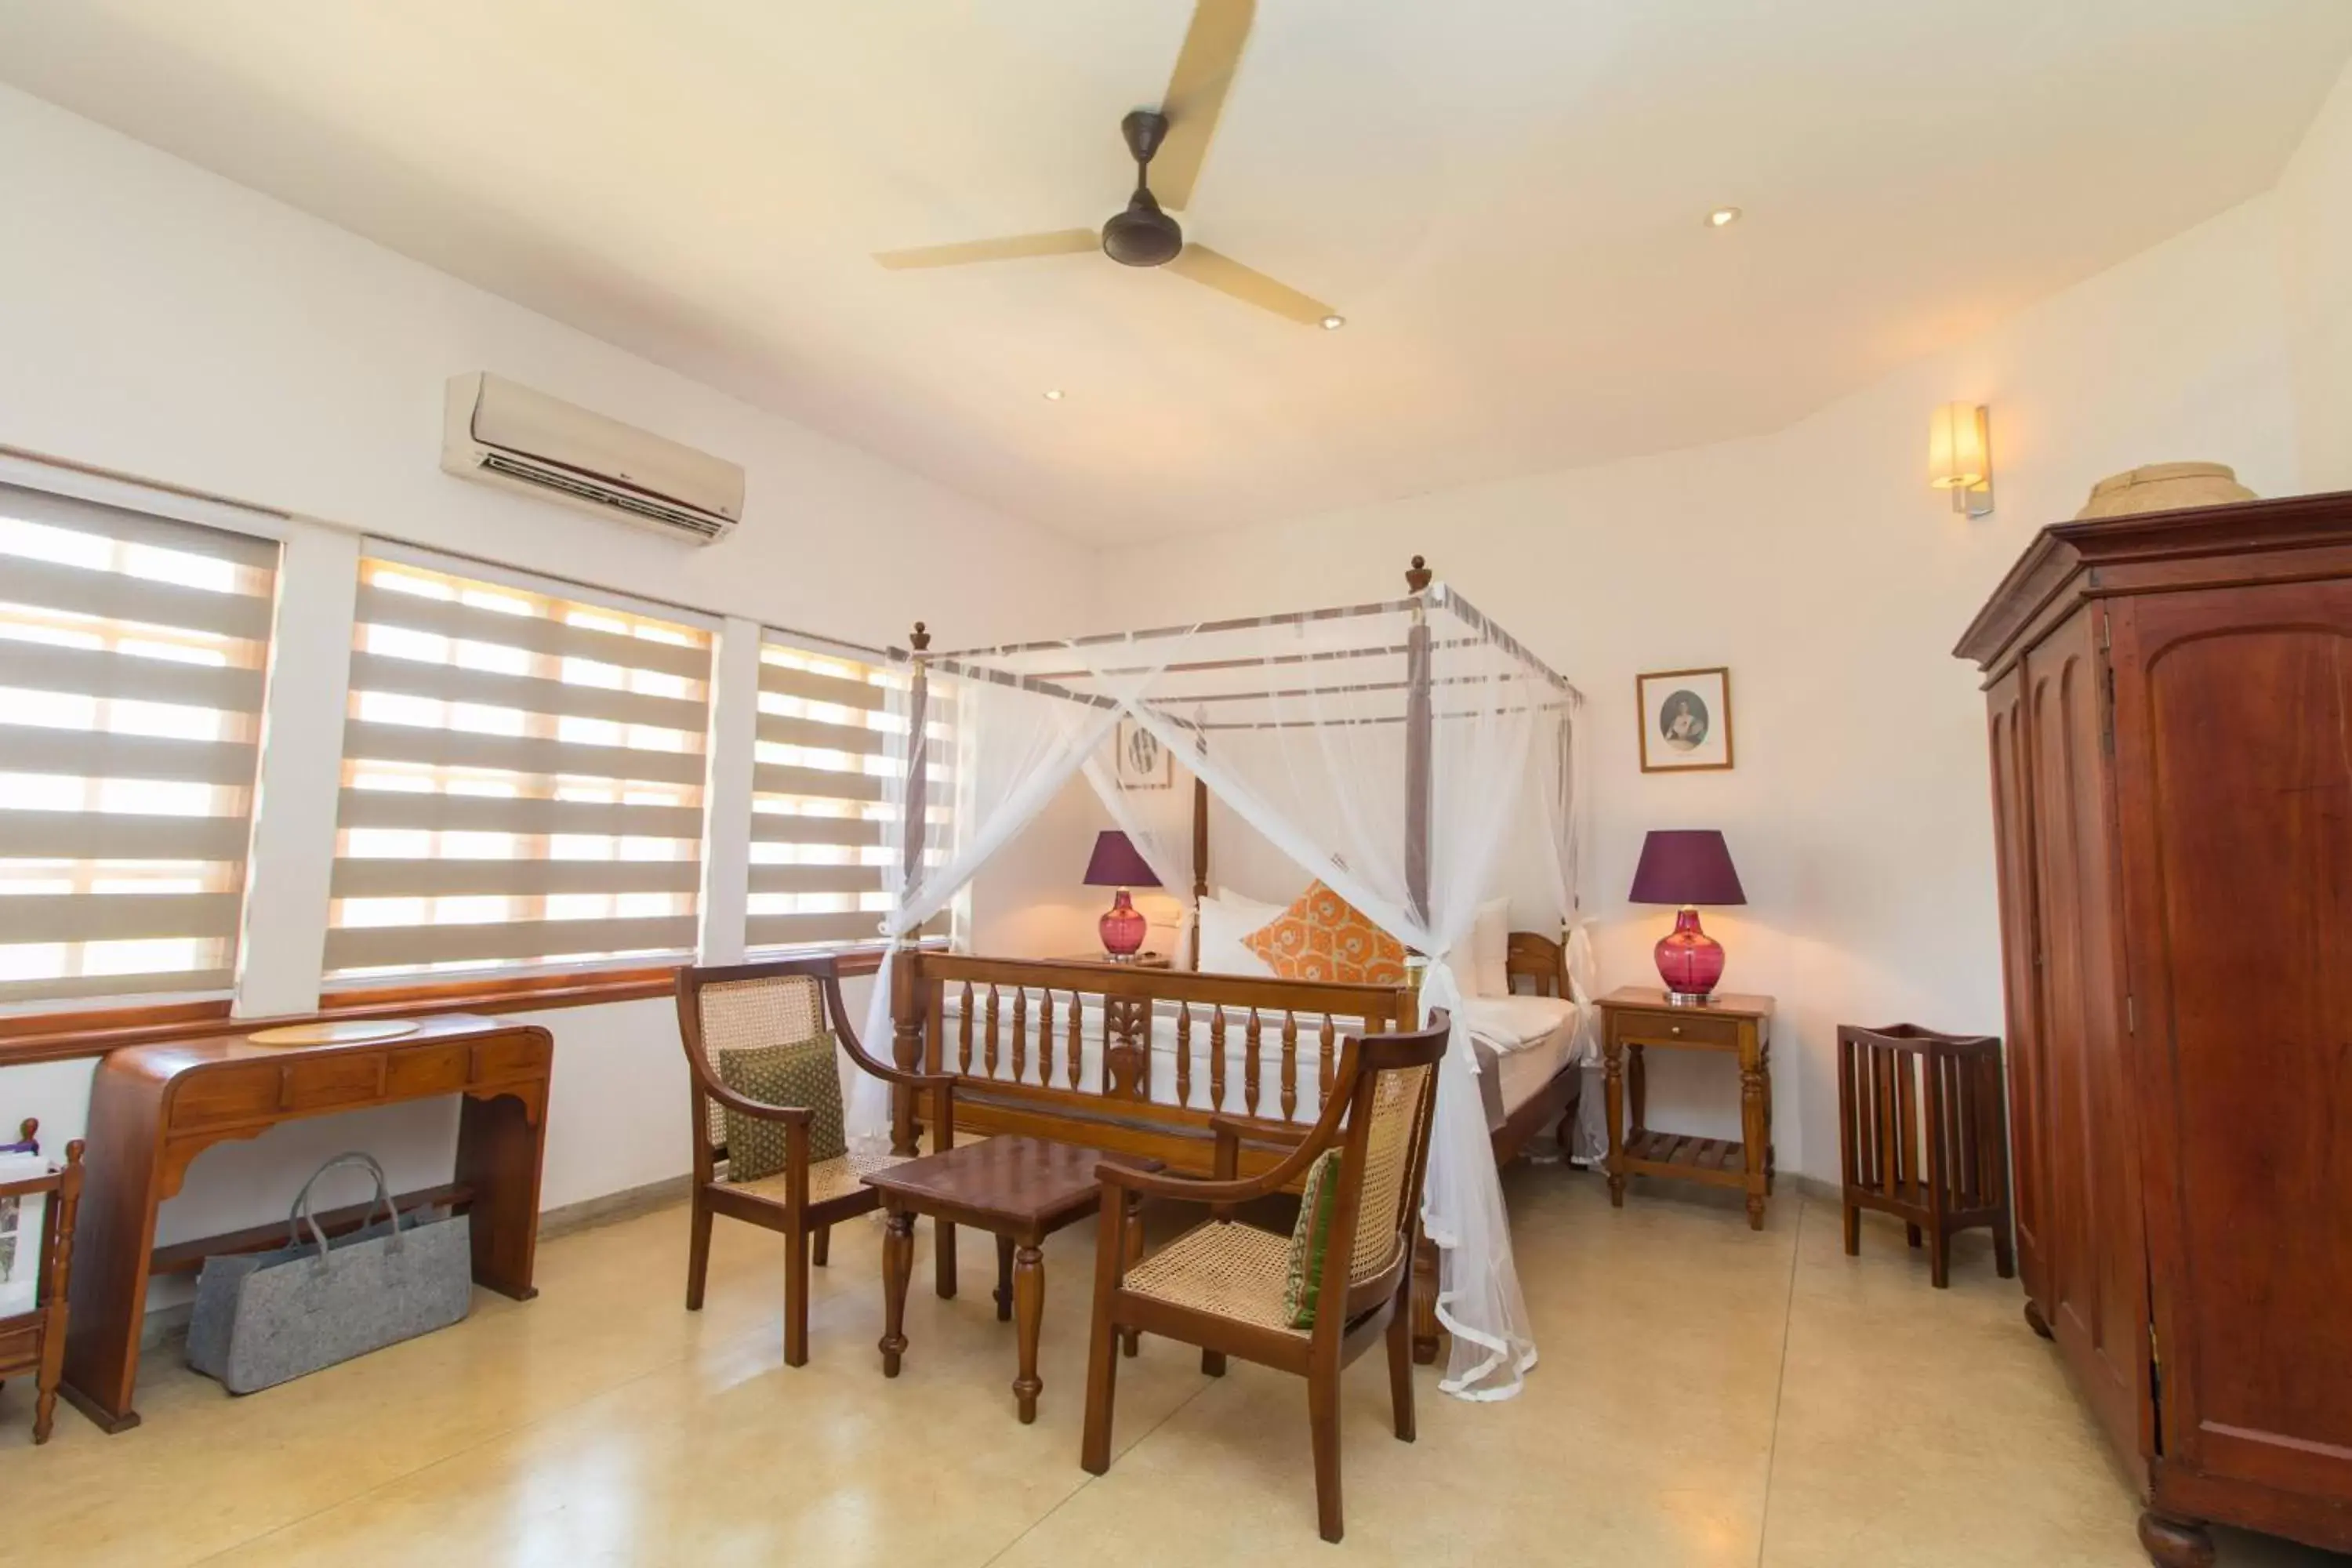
[285,1152,400,1263]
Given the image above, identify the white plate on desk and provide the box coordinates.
[246,1019,422,1047]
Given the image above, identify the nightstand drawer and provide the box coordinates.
[1612,1009,1744,1050]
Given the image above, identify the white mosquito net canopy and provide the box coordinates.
[848,563,1587,1401]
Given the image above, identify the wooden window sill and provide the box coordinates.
[0,944,907,1067]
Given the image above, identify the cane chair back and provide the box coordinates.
[688,971,826,1149]
[1347,1060,1433,1285]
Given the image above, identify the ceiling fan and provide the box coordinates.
[873,0,1338,328]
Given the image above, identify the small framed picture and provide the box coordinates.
[1637,667,1733,772]
[1114,717,1173,789]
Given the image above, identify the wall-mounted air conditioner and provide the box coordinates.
[441,372,744,545]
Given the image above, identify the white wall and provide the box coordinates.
[0,87,1088,1282]
[0,85,1088,652]
[1087,194,2306,1179]
[2278,53,2352,492]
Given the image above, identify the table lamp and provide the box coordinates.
[1628,829,1746,1004]
[1083,830,1161,960]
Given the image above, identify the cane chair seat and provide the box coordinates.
[1123,1219,1308,1337]
[725,1145,912,1209]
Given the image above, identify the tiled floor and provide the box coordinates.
[2,1165,2343,1566]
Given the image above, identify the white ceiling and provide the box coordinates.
[4,2,2348,543]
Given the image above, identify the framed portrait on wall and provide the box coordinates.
[1637,667,1733,772]
[1114,717,1174,789]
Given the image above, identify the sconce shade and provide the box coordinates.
[1929,402,1990,489]
[1082,830,1161,888]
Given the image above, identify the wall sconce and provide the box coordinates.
[1929,401,1994,517]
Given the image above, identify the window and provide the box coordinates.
[748,637,942,950]
[0,485,278,1006]
[325,554,714,980]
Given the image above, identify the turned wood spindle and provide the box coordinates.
[1175,1003,1193,1109]
[1279,1011,1299,1122]
[1011,987,1028,1084]
[984,985,1000,1078]
[1210,1007,1228,1115]
[957,981,975,1074]
[1037,989,1055,1088]
[1244,1009,1262,1120]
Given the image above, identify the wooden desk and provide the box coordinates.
[62,1013,552,1432]
[1597,987,1775,1229]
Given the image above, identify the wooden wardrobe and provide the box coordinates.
[1955,491,2352,1568]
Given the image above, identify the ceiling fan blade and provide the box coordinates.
[873,229,1101,270]
[1164,245,1332,325]
[1150,0,1255,212]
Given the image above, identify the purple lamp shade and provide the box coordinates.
[1083,830,1159,959]
[1082,831,1162,890]
[1627,830,1744,1002]
[1628,830,1746,907]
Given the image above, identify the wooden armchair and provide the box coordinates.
[675,955,956,1367]
[1080,1018,1450,1544]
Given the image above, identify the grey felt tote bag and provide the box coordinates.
[187,1152,473,1393]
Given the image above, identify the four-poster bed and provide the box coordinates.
[857,558,1588,1399]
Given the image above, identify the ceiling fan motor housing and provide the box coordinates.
[1104,109,1183,267]
[1102,191,1183,267]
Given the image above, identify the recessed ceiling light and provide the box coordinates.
[1319,314,1346,331]
[1042,388,1065,401]
[1708,206,1743,228]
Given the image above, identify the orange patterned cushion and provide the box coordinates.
[1243,881,1408,985]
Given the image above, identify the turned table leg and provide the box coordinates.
[1739,1033,1769,1231]
[1602,1033,1628,1207]
[880,1207,914,1377]
[1012,1241,1044,1424]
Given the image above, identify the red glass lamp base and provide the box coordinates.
[1098,888,1148,959]
[1653,906,1726,1001]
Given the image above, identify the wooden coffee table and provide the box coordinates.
[862,1136,1160,1424]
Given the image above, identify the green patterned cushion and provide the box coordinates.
[1283,1149,1344,1329]
[716,1032,845,1184]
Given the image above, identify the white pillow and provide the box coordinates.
[1472,898,1511,998]
[1193,893,1285,977]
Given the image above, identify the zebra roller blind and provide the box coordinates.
[0,485,278,1004]
[749,637,945,950]
[327,554,714,978]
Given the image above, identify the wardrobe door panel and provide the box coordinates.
[2024,606,2148,1475]
[1985,664,2051,1312]
[2111,584,2352,1501]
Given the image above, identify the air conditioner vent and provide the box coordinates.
[477,453,731,539]
[441,373,744,546]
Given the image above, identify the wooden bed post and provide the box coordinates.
[1403,555,1434,931]
[1189,766,1209,971]
[1402,555,1446,1366]
[890,621,931,1158]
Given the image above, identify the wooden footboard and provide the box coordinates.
[888,946,1577,1372]
[891,953,1416,1167]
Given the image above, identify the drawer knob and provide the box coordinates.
[1669,1025,1682,1036]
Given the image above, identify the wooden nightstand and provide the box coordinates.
[1596,987,1776,1229]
